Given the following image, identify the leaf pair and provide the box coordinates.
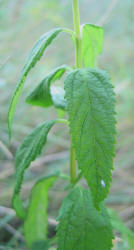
[25,23,104,112]
[8,27,72,137]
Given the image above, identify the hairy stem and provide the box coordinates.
[56,119,69,125]
[72,0,82,68]
[70,145,76,184]
[70,0,82,184]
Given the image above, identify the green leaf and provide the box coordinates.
[31,240,50,250]
[26,65,67,110]
[24,173,59,249]
[12,195,26,219]
[8,28,63,137]
[12,120,56,218]
[57,187,113,250]
[109,209,134,250]
[64,68,116,209]
[82,24,104,68]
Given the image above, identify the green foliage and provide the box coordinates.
[8,28,63,137]
[26,65,69,110]
[57,187,113,250]
[12,195,26,220]
[24,173,58,249]
[31,240,50,250]
[64,68,116,209]
[109,209,134,250]
[82,24,104,67]
[12,120,56,218]
[8,0,120,249]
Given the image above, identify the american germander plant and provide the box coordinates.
[8,0,116,249]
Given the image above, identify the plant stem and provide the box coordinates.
[72,0,82,68]
[56,119,69,125]
[70,0,82,184]
[70,145,76,184]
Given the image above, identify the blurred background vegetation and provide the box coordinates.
[0,0,134,249]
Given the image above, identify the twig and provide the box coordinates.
[0,168,13,181]
[99,0,119,26]
[0,141,13,160]
[3,223,25,242]
[0,206,15,216]
[119,205,134,221]
[0,206,24,242]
